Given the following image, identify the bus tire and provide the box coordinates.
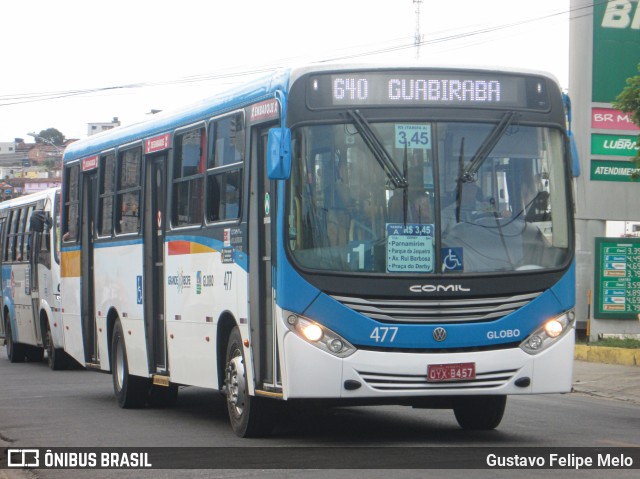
[45,325,67,370]
[111,320,149,408]
[453,395,506,430]
[5,320,26,363]
[224,327,275,437]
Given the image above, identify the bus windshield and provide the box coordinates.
[287,119,570,274]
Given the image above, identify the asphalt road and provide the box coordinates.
[0,349,638,479]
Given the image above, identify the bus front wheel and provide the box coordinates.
[111,320,149,408]
[453,395,506,430]
[224,327,275,437]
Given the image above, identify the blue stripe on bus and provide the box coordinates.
[550,261,576,311]
[1,265,17,342]
[274,180,322,313]
[94,238,144,248]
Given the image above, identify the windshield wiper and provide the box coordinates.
[455,137,465,224]
[347,109,408,189]
[460,111,517,183]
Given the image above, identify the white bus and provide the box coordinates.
[60,64,577,436]
[0,187,70,369]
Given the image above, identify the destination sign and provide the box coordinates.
[307,71,550,110]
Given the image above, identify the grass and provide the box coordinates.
[579,338,640,349]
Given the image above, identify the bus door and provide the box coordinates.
[29,200,55,345]
[81,171,98,364]
[143,153,167,374]
[28,206,42,344]
[0,217,4,337]
[249,126,280,393]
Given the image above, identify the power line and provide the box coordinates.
[0,1,603,108]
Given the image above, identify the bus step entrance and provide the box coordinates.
[152,375,170,387]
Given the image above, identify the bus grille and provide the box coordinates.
[331,292,541,324]
[357,368,518,391]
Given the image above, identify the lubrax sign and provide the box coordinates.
[591,134,639,156]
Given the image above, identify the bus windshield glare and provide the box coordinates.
[287,119,569,274]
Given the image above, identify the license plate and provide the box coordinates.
[427,362,476,382]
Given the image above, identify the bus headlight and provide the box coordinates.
[300,321,323,342]
[285,313,356,358]
[520,310,575,355]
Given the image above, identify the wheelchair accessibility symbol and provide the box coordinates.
[442,248,463,271]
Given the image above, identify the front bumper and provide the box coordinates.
[281,328,575,400]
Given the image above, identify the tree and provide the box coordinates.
[613,63,640,179]
[36,128,65,146]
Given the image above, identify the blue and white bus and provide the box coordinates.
[0,187,69,369]
[60,64,576,436]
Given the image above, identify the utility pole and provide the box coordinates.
[414,0,424,60]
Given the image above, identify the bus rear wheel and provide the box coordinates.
[5,320,26,363]
[453,395,506,430]
[111,320,149,408]
[224,327,275,437]
[45,326,67,370]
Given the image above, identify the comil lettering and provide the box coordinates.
[388,79,501,103]
[409,284,471,293]
[602,0,640,29]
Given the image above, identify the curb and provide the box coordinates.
[574,344,639,367]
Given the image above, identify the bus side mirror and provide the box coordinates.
[267,128,292,180]
[30,211,51,233]
[562,93,580,178]
[568,131,581,178]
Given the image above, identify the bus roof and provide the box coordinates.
[63,62,561,164]
[63,68,291,164]
[0,187,60,210]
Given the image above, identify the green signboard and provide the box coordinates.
[592,0,640,103]
[594,237,640,319]
[591,159,640,181]
[591,133,638,156]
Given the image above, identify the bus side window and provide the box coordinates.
[116,147,142,235]
[21,206,34,261]
[98,153,116,237]
[9,209,20,261]
[207,170,242,221]
[206,113,244,222]
[173,128,205,227]
[63,164,80,243]
[4,210,14,261]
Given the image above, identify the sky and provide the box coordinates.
[0,0,572,142]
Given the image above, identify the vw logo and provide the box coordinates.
[433,327,447,342]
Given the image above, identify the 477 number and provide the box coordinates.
[370,326,398,343]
